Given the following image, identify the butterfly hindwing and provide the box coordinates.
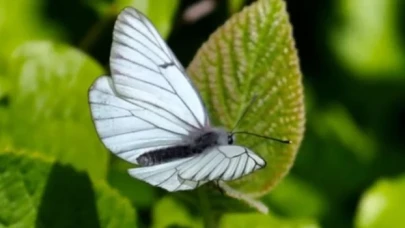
[128,145,265,191]
[128,156,208,191]
[178,145,266,182]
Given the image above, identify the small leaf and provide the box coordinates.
[264,176,327,219]
[0,149,136,227]
[187,0,305,194]
[312,104,377,163]
[219,213,320,228]
[152,196,203,228]
[331,0,405,77]
[1,41,108,179]
[355,175,405,228]
[227,0,247,14]
[137,0,180,39]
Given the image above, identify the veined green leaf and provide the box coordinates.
[0,149,136,228]
[187,0,305,194]
[355,175,405,228]
[1,41,108,179]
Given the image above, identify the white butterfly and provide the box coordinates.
[88,7,267,191]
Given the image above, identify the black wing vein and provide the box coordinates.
[114,29,167,63]
[117,87,200,131]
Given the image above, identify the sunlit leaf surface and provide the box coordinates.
[152,196,203,228]
[0,0,61,57]
[1,41,108,179]
[355,175,405,228]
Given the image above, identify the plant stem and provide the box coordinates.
[198,188,216,228]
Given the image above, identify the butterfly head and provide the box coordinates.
[227,134,235,144]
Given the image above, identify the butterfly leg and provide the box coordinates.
[213,180,225,195]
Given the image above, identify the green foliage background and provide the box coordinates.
[0,0,404,227]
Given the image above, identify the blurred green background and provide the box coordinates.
[0,0,404,228]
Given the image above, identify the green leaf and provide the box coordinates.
[152,196,203,228]
[135,0,180,39]
[0,0,62,100]
[292,104,377,202]
[219,213,319,228]
[264,176,327,219]
[227,0,247,14]
[331,0,405,77]
[312,104,377,163]
[355,175,405,228]
[1,41,109,179]
[187,0,305,194]
[0,149,136,227]
[0,0,61,57]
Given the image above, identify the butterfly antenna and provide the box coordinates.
[230,94,291,144]
[232,131,291,144]
[231,94,258,133]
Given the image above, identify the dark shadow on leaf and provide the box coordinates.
[0,96,9,107]
[35,163,101,228]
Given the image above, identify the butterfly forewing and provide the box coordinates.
[89,76,187,164]
[110,8,208,129]
[89,7,211,164]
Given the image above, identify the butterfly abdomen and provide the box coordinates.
[137,145,194,166]
[137,131,222,166]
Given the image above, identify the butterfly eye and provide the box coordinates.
[228,135,234,144]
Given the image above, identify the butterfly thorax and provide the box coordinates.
[136,128,229,166]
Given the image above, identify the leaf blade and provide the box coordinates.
[0,149,137,228]
[187,0,305,194]
[1,41,109,179]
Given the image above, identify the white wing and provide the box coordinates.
[88,7,209,164]
[128,156,208,191]
[110,7,208,129]
[178,145,266,182]
[128,145,265,191]
[89,76,187,163]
